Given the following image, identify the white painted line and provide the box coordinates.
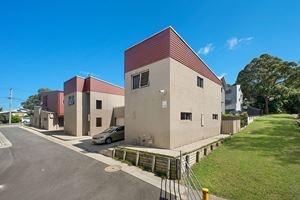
[0,184,7,192]
[0,131,12,148]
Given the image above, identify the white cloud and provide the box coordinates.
[227,37,254,50]
[197,43,214,55]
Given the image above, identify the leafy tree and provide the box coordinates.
[236,54,297,114]
[21,88,51,110]
[0,106,2,112]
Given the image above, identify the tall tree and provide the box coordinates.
[21,88,51,110]
[236,54,297,114]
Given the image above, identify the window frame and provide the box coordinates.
[96,100,102,109]
[197,76,204,88]
[68,95,75,106]
[212,114,218,120]
[132,70,149,90]
[96,117,102,127]
[180,112,192,121]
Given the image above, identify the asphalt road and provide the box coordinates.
[0,127,166,200]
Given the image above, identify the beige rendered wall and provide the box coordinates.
[125,58,171,148]
[40,110,60,130]
[113,106,125,126]
[169,58,221,149]
[89,92,124,136]
[64,92,89,136]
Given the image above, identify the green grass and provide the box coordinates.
[192,114,300,200]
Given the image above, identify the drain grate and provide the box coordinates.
[104,165,121,172]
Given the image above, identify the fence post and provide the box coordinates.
[167,158,171,179]
[123,150,126,160]
[151,155,156,172]
[135,152,139,166]
[202,188,209,200]
[112,149,116,158]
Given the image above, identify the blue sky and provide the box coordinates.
[0,0,299,110]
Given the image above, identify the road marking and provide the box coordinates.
[0,184,7,192]
[0,131,12,148]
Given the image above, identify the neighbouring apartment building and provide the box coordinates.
[32,90,64,130]
[124,27,222,149]
[225,84,243,114]
[219,76,243,114]
[64,76,124,137]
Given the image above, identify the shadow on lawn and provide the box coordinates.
[225,116,300,165]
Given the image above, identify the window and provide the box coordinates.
[140,71,149,87]
[96,100,102,109]
[226,89,232,94]
[181,112,192,120]
[132,74,140,90]
[96,118,102,127]
[68,95,75,105]
[197,76,204,88]
[225,99,231,105]
[132,70,149,90]
[212,114,218,120]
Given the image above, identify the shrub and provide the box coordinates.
[11,115,21,123]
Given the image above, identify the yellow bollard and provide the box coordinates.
[202,188,209,200]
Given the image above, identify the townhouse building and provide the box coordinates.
[124,27,222,149]
[64,76,124,137]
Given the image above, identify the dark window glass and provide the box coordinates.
[96,118,102,127]
[68,96,75,105]
[140,71,149,87]
[213,114,218,120]
[197,76,204,88]
[181,112,192,120]
[132,74,140,90]
[226,89,231,94]
[96,100,102,109]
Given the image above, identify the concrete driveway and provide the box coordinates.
[0,127,168,200]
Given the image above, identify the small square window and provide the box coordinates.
[96,118,102,127]
[96,100,102,109]
[213,114,218,120]
[181,112,192,120]
[132,74,140,90]
[197,76,204,88]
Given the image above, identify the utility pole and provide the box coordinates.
[9,88,12,124]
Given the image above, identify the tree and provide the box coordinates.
[21,88,51,110]
[0,106,2,112]
[236,54,297,114]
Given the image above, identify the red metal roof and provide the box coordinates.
[125,27,221,85]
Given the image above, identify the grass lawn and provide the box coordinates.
[192,114,300,200]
